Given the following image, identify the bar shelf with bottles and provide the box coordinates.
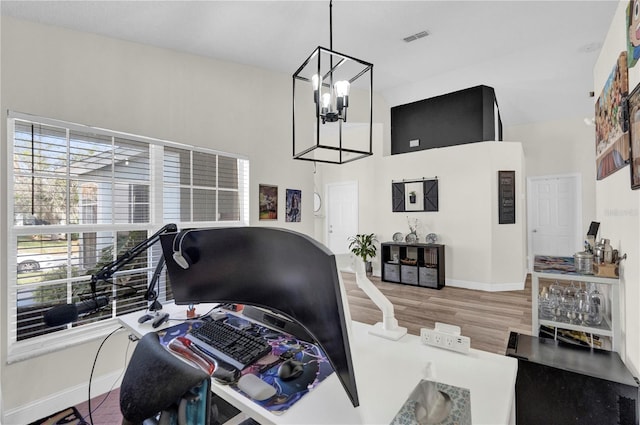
[532,255,620,351]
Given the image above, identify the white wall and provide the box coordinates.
[504,117,597,232]
[0,16,317,423]
[593,2,640,376]
[316,138,527,291]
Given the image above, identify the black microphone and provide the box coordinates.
[43,295,109,327]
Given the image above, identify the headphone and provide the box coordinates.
[172,230,193,269]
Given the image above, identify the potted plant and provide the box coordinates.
[409,191,417,204]
[348,233,378,276]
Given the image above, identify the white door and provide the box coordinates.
[527,174,582,269]
[326,181,358,255]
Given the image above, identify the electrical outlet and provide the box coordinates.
[420,327,470,354]
[434,333,442,345]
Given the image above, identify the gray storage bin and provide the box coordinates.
[384,263,400,282]
[401,265,418,285]
[419,266,438,288]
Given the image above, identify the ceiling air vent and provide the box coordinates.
[403,30,430,43]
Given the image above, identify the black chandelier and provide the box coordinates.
[292,0,373,164]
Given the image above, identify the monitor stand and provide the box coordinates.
[354,259,407,341]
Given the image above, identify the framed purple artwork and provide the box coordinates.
[285,189,301,222]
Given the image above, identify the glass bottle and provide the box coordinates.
[603,239,613,263]
[594,240,605,264]
[563,282,578,324]
[587,283,604,326]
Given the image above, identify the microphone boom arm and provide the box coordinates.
[146,255,166,311]
[89,223,178,307]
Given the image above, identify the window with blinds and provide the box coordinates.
[7,112,249,353]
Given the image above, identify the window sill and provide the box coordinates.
[7,319,124,364]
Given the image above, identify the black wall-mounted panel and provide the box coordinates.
[391,180,438,212]
[498,170,515,224]
[391,85,501,155]
[423,180,438,212]
[392,182,405,212]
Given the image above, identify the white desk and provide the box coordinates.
[119,304,517,425]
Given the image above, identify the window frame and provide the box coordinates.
[6,111,250,363]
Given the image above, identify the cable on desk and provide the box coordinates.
[166,305,219,323]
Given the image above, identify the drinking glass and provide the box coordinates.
[575,283,590,325]
[549,281,564,322]
[538,286,553,319]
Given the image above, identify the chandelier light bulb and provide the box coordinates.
[334,80,350,97]
[321,92,332,109]
[334,80,350,116]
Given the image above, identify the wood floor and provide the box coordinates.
[342,272,533,354]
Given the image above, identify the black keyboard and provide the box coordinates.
[185,320,272,370]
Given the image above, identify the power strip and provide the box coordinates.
[420,323,470,354]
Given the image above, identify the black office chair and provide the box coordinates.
[120,332,216,425]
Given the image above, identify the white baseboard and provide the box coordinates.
[446,277,525,292]
[3,369,124,425]
[341,268,524,291]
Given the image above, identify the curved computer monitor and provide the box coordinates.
[159,227,359,407]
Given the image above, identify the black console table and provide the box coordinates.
[381,242,445,289]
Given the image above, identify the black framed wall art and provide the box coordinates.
[392,179,438,212]
[627,82,640,189]
[498,170,516,224]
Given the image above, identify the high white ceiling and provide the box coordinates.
[1,0,618,127]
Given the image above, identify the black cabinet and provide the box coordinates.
[506,333,639,425]
[381,242,445,289]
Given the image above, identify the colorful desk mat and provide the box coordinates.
[156,312,333,415]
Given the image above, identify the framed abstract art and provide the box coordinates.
[627,82,640,189]
[259,184,278,220]
[595,51,630,180]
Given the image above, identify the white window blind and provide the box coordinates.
[7,112,249,360]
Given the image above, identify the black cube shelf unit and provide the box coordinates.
[381,242,445,289]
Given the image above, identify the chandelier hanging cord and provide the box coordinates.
[316,0,349,124]
[330,0,334,106]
